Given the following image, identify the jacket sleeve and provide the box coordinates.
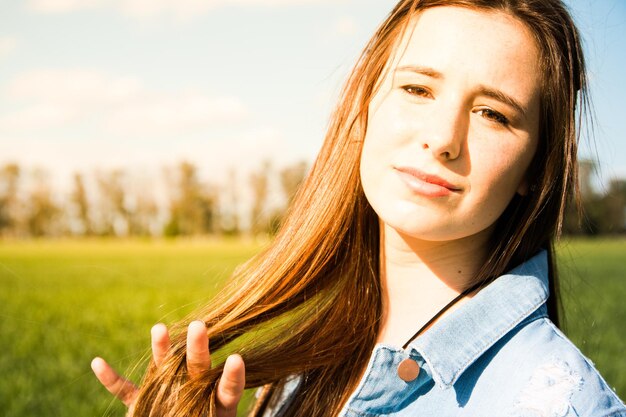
[256,375,302,417]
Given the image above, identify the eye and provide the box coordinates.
[401,85,433,98]
[476,108,509,126]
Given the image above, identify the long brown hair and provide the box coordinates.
[130,1,588,415]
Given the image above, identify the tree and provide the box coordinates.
[280,160,308,204]
[562,158,626,236]
[128,188,158,236]
[219,168,241,236]
[249,160,271,236]
[95,169,129,236]
[164,162,218,237]
[26,169,60,237]
[70,172,92,236]
[0,163,21,236]
[600,179,626,234]
[258,160,310,236]
[578,159,596,200]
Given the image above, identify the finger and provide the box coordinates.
[186,320,211,378]
[216,354,246,417]
[91,357,138,408]
[151,323,171,367]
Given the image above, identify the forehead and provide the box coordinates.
[387,6,541,100]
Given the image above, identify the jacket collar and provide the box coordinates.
[408,250,550,388]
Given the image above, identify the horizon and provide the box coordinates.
[1,0,625,193]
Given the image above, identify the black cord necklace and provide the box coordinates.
[396,281,483,382]
[401,281,482,349]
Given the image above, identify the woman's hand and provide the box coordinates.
[91,321,246,417]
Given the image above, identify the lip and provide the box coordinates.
[393,166,462,197]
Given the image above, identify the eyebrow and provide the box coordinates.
[477,85,527,118]
[395,65,528,118]
[395,65,443,79]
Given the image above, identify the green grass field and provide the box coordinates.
[0,238,624,416]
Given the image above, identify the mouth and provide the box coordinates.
[393,166,462,197]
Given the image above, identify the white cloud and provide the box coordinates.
[0,104,80,131]
[0,68,247,135]
[27,0,103,13]
[27,0,339,21]
[0,37,18,60]
[119,0,217,21]
[204,127,293,172]
[106,93,247,135]
[7,69,143,105]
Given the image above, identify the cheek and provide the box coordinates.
[360,104,407,210]
[361,121,388,173]
[468,140,535,205]
[363,97,414,157]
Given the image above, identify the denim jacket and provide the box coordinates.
[263,251,626,416]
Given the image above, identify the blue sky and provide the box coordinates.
[1,0,624,191]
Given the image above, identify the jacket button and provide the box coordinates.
[397,358,420,382]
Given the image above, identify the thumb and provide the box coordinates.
[91,357,138,408]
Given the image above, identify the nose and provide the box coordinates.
[420,102,467,161]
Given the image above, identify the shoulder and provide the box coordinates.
[469,314,626,417]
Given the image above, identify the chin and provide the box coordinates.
[377,207,483,243]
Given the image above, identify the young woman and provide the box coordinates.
[92,0,626,416]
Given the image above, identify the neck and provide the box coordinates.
[376,222,492,347]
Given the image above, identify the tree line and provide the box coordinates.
[0,159,624,239]
[0,160,308,238]
[562,160,626,235]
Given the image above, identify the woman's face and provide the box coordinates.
[360,6,542,243]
